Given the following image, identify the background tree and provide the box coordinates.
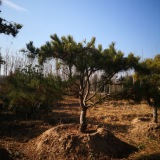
[25,34,139,132]
[120,74,142,103]
[0,0,22,37]
[135,55,160,123]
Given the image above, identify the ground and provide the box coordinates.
[0,97,160,160]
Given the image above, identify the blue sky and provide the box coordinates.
[0,0,160,59]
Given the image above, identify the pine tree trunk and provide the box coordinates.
[153,106,158,123]
[79,107,87,133]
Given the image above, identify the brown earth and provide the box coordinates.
[25,124,137,160]
[0,98,160,160]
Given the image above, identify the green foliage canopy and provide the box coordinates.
[25,34,139,107]
[137,55,160,106]
[0,0,22,37]
[24,34,139,131]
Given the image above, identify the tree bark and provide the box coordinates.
[153,106,158,123]
[79,107,87,133]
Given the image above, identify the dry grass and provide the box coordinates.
[0,98,160,159]
[87,100,160,159]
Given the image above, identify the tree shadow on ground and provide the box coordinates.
[104,123,130,133]
[88,117,130,133]
[44,105,79,125]
[45,116,79,125]
[0,147,13,160]
[53,102,79,108]
[0,101,130,144]
[0,104,79,143]
[136,153,160,160]
[0,120,49,142]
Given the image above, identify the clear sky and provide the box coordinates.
[0,0,160,59]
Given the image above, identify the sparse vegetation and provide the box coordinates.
[0,98,160,159]
[1,64,63,119]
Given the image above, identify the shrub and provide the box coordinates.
[1,65,63,119]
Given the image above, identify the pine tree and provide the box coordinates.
[0,0,22,37]
[25,34,139,132]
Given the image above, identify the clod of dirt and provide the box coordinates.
[25,124,137,160]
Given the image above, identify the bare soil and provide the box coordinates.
[0,98,160,160]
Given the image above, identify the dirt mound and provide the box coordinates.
[130,117,160,139]
[25,124,137,160]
